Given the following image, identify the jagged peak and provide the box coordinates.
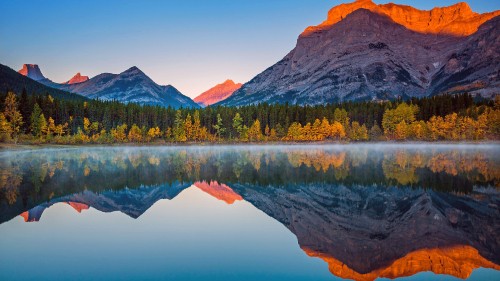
[65,72,89,84]
[18,64,46,81]
[122,66,143,74]
[301,0,500,37]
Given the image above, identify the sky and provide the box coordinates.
[1,0,499,98]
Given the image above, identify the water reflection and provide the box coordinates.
[0,144,499,281]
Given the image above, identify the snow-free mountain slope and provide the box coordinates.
[18,64,46,81]
[302,0,500,37]
[65,72,89,84]
[194,79,242,106]
[17,65,199,108]
[220,1,500,106]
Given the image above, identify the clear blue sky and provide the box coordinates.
[1,0,498,98]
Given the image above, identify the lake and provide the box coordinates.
[0,144,499,281]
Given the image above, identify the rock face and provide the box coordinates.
[64,72,89,84]
[302,0,500,37]
[194,79,242,107]
[220,1,500,106]
[18,64,46,81]
[230,182,500,279]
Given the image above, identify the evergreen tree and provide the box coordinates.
[30,103,43,136]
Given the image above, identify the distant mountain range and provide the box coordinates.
[16,64,199,108]
[17,181,239,222]
[194,79,242,107]
[0,63,86,101]
[219,0,500,106]
[4,0,499,107]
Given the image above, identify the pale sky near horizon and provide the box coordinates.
[1,0,499,98]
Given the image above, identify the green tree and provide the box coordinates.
[30,103,43,136]
[213,114,225,140]
[232,113,244,139]
[38,113,48,137]
[173,110,186,141]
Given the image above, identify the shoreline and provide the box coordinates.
[1,141,499,151]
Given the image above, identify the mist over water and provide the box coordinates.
[0,144,499,281]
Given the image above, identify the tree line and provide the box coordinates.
[0,89,498,144]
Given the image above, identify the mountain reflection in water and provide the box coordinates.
[0,144,499,281]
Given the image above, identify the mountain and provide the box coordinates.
[57,66,200,108]
[0,64,87,100]
[194,79,242,106]
[17,182,191,221]
[64,72,89,84]
[230,182,500,280]
[303,245,500,281]
[220,1,500,106]
[302,0,500,37]
[16,65,199,108]
[18,64,46,81]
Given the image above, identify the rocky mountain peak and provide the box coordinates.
[65,72,89,84]
[18,64,46,81]
[194,79,242,106]
[221,1,499,106]
[302,0,499,37]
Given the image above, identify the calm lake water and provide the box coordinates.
[0,144,499,281]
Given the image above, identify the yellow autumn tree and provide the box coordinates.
[128,124,143,142]
[330,121,346,140]
[247,119,263,141]
[382,103,418,140]
[111,124,128,142]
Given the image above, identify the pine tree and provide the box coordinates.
[30,103,43,136]
[213,114,225,141]
[232,113,244,140]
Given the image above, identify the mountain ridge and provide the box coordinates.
[16,64,199,108]
[302,0,500,37]
[219,2,500,106]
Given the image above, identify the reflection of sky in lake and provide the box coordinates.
[1,185,497,281]
[0,144,499,281]
[1,186,334,281]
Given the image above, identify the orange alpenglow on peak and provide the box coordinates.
[18,64,46,81]
[66,202,90,213]
[194,80,242,107]
[301,0,500,37]
[65,72,89,84]
[193,181,243,204]
[20,211,32,222]
[302,245,500,281]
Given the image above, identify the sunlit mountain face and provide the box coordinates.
[0,145,498,281]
